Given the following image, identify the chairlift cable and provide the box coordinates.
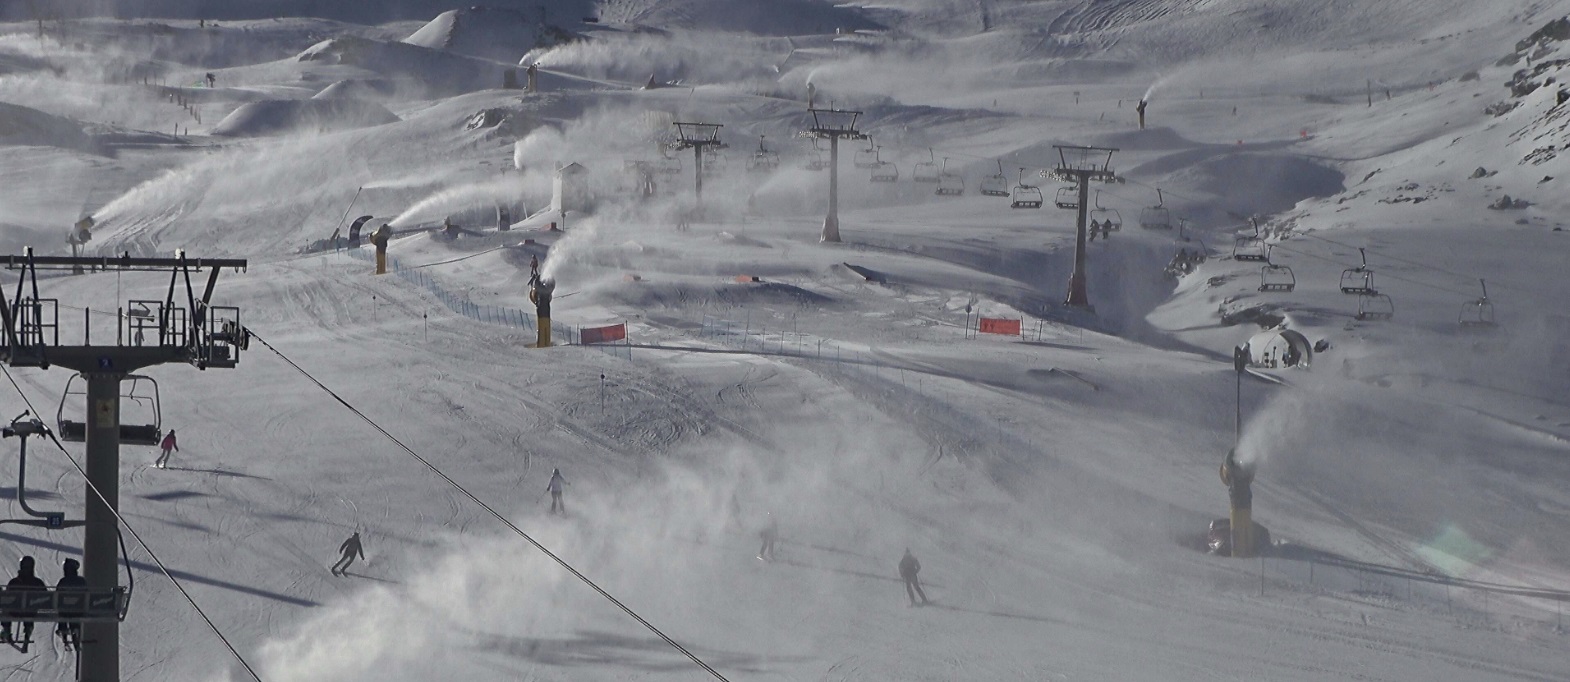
[0,364,263,682]
[246,331,733,682]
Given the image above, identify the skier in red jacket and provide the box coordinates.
[156,430,178,469]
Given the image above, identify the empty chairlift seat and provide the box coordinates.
[1458,278,1496,328]
[55,374,162,446]
[1355,293,1395,321]
[1339,248,1376,294]
[1010,168,1043,209]
[913,148,939,183]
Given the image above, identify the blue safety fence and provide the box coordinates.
[343,248,628,359]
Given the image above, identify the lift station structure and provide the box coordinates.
[0,250,248,681]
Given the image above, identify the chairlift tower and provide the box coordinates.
[801,108,868,243]
[0,250,248,682]
[671,122,725,209]
[1045,145,1120,308]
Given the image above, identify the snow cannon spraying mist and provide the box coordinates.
[528,264,555,348]
[370,223,392,275]
[1211,345,1266,558]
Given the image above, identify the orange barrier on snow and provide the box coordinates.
[580,323,627,345]
[978,318,1021,336]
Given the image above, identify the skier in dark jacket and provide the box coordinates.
[757,512,778,561]
[331,532,365,576]
[899,549,928,606]
[546,468,568,515]
[2,556,47,647]
[55,558,87,649]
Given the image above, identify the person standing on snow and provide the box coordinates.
[899,548,928,606]
[547,468,568,515]
[54,558,87,649]
[1,556,46,648]
[757,512,778,561]
[331,532,365,576]
[155,429,178,469]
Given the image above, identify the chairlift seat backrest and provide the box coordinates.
[1139,206,1172,230]
[0,586,125,622]
[1258,264,1296,292]
[58,420,86,442]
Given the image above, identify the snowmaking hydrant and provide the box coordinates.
[1136,99,1148,130]
[529,275,554,348]
[370,223,391,275]
[1220,448,1256,558]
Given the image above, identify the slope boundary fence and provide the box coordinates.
[342,248,631,359]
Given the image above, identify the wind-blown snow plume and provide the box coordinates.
[388,179,527,228]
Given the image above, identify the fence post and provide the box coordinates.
[1259,555,1264,596]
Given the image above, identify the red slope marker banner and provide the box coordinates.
[978,318,1021,336]
[580,323,627,345]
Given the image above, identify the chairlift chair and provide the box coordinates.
[869,147,899,183]
[913,148,939,183]
[1339,247,1376,295]
[1139,189,1173,229]
[1458,278,1496,328]
[1355,293,1394,321]
[1089,190,1122,232]
[746,136,779,173]
[1258,247,1295,292]
[979,160,1010,197]
[1054,186,1079,210]
[656,148,682,175]
[935,158,964,196]
[802,140,828,172]
[702,147,727,177]
[1010,168,1043,209]
[1233,219,1268,262]
[0,414,133,637]
[853,140,879,169]
[56,374,162,446]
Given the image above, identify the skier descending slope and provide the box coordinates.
[900,549,929,606]
[757,512,778,562]
[331,532,365,576]
[155,429,178,468]
[546,468,568,515]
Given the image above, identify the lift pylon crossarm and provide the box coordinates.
[0,255,247,273]
[0,250,249,372]
[0,586,127,622]
[803,107,867,138]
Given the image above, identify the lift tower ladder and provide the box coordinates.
[801,107,868,243]
[0,250,248,682]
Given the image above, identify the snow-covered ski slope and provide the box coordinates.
[2,0,1570,679]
